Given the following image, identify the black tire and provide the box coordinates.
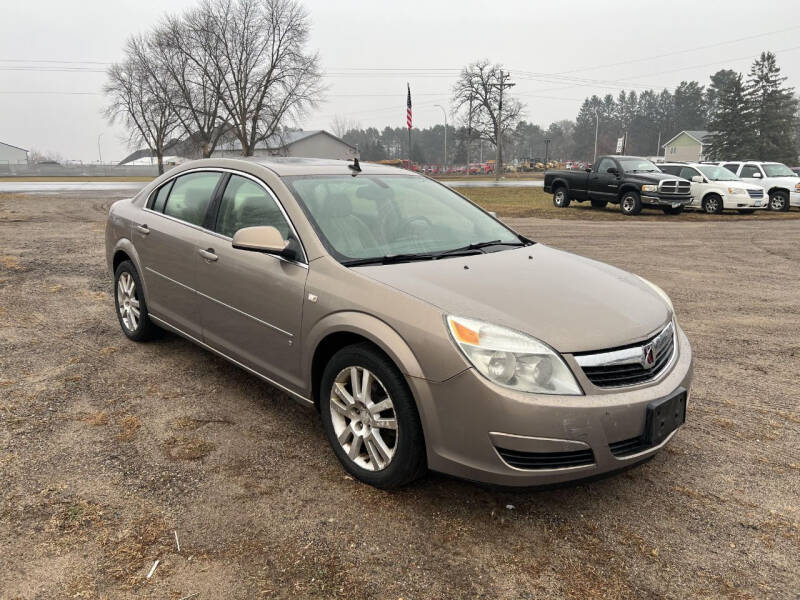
[701,194,723,215]
[319,343,427,489]
[552,187,570,208]
[768,190,789,212]
[590,199,608,209]
[737,209,755,215]
[662,206,683,215]
[619,191,642,216]
[114,260,159,341]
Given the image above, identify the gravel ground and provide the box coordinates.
[0,192,798,599]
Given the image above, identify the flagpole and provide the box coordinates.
[407,82,412,169]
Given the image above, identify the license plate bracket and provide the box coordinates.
[645,389,686,446]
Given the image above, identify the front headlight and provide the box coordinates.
[637,276,673,312]
[446,316,582,395]
[727,187,746,196]
[794,183,800,192]
[641,184,658,192]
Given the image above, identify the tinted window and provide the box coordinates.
[679,167,699,180]
[150,180,173,213]
[215,174,290,239]
[659,165,681,176]
[596,158,616,173]
[722,163,739,174]
[740,164,761,178]
[163,172,222,227]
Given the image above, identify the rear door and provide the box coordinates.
[134,171,223,338]
[589,157,619,201]
[194,173,309,391]
[678,166,703,207]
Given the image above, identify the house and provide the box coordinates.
[662,131,714,162]
[0,141,29,164]
[212,130,358,160]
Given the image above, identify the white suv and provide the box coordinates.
[712,161,800,212]
[658,162,766,214]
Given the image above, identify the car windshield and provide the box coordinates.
[762,163,796,177]
[697,165,740,181]
[618,158,659,173]
[284,174,524,264]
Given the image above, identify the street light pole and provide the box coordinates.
[593,109,599,164]
[97,133,104,164]
[434,104,447,175]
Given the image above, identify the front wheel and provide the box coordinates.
[769,190,789,212]
[320,343,427,488]
[620,191,642,216]
[114,260,158,341]
[702,194,723,214]
[552,187,570,208]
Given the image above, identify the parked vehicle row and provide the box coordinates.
[544,155,800,216]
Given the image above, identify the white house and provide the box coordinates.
[0,141,29,164]
[662,131,714,162]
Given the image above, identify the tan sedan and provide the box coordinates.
[106,158,693,488]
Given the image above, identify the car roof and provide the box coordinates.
[173,156,408,177]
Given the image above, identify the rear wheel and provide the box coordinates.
[769,190,789,212]
[701,194,723,215]
[620,191,642,216]
[590,199,608,209]
[552,187,570,208]
[114,261,158,341]
[320,343,427,488]
[662,206,683,215]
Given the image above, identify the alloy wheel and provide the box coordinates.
[770,195,786,211]
[116,272,141,332]
[622,196,635,212]
[329,366,398,471]
[705,197,719,213]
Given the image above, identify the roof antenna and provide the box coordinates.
[348,157,361,176]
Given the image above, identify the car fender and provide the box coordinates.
[549,177,570,193]
[303,311,426,382]
[110,238,150,302]
[767,185,790,196]
[617,183,640,197]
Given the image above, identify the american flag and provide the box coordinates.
[406,83,412,130]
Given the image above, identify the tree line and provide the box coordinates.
[104,0,323,173]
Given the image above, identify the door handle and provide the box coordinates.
[198,248,218,262]
[136,224,150,235]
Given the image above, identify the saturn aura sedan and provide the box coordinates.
[106,157,693,488]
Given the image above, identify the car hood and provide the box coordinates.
[625,172,685,184]
[355,245,671,353]
[723,180,763,190]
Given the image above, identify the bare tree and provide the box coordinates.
[104,36,180,174]
[330,115,361,139]
[144,12,228,158]
[452,60,523,176]
[198,0,324,156]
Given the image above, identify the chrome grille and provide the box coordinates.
[747,188,764,199]
[574,322,676,388]
[659,180,691,195]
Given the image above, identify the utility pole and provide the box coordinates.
[593,109,599,164]
[544,138,551,169]
[434,104,447,174]
[97,133,104,164]
[656,131,661,158]
[490,70,515,181]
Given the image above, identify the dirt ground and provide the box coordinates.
[1,191,798,600]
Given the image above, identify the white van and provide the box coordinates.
[659,163,766,214]
[711,161,800,211]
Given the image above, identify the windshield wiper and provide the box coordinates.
[342,253,438,267]
[436,239,526,257]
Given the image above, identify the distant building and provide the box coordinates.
[212,130,358,160]
[0,141,29,164]
[662,131,714,162]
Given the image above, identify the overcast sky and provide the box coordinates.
[2,0,799,162]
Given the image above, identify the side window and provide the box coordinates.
[215,174,290,239]
[659,165,680,176]
[596,158,615,173]
[149,180,173,213]
[163,172,222,227]
[722,163,739,174]
[679,167,698,180]
[740,164,760,178]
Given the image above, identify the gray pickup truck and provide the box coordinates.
[543,156,692,216]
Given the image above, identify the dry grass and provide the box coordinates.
[164,435,216,460]
[0,255,24,271]
[456,187,800,221]
[117,414,141,441]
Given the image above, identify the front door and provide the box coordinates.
[134,171,223,338]
[589,157,620,201]
[194,173,308,391]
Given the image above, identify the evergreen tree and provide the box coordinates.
[744,51,798,163]
[706,72,751,160]
[673,81,707,132]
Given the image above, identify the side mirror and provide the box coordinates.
[751,172,762,178]
[691,175,703,183]
[232,226,297,260]
[607,167,619,175]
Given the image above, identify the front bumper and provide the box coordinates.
[409,326,693,486]
[642,193,692,207]
[724,193,768,209]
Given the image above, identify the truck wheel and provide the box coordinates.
[662,206,683,215]
[620,191,642,216]
[701,194,723,214]
[552,187,570,208]
[590,199,608,209]
[769,190,789,212]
